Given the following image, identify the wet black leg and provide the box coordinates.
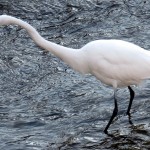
[126,86,135,116]
[104,90,118,134]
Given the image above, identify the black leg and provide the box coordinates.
[126,86,135,116]
[104,90,118,134]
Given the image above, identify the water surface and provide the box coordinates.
[0,0,150,149]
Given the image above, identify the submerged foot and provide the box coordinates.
[127,112,133,125]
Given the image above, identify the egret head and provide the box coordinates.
[0,15,14,25]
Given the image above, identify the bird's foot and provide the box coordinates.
[104,129,108,134]
[126,112,133,125]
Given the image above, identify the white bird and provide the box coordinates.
[0,15,149,134]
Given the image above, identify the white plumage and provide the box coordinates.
[82,39,150,88]
[0,15,149,134]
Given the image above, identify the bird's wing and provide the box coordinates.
[84,40,150,86]
[98,42,150,83]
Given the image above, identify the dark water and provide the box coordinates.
[0,0,150,149]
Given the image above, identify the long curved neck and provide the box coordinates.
[0,15,90,74]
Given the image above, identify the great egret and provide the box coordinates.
[0,15,149,134]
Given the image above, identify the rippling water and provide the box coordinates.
[0,0,150,149]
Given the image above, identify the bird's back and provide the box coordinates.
[82,40,150,87]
